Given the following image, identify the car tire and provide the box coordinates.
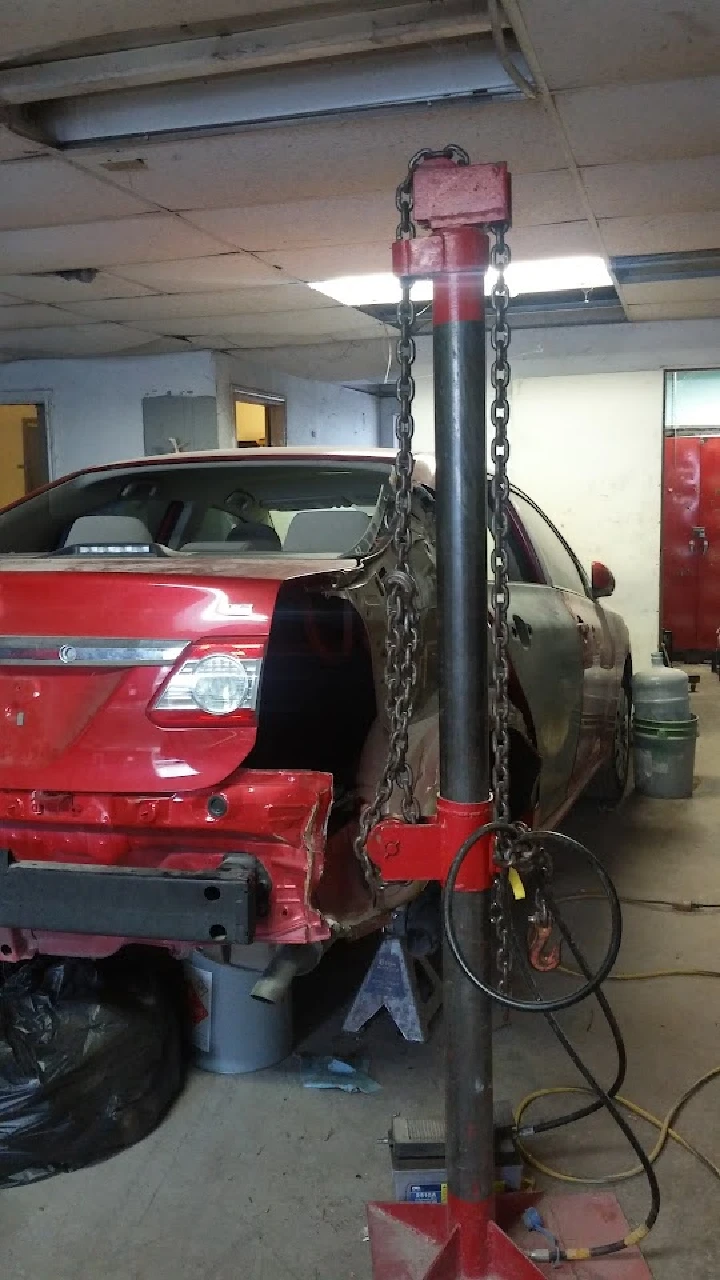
[590,683,631,806]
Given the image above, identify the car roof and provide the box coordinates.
[74,447,437,490]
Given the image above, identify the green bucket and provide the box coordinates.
[632,714,698,799]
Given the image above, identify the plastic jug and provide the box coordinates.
[632,653,691,723]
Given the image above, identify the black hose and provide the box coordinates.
[441,819,659,1263]
[443,823,622,1012]
[510,906,661,1263]
[520,887,628,1136]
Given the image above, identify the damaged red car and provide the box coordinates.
[0,448,631,973]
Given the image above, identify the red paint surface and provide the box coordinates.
[0,768,333,960]
[662,435,720,651]
[662,436,701,650]
[367,1192,652,1279]
[0,569,283,793]
[367,798,493,890]
[698,436,720,648]
[411,159,511,231]
[392,227,488,326]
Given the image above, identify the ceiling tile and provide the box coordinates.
[222,338,391,382]
[0,215,228,274]
[0,302,84,328]
[110,253,285,292]
[59,282,325,322]
[600,211,720,255]
[183,192,397,253]
[582,156,720,219]
[262,222,599,279]
[0,155,155,231]
[626,299,720,321]
[511,170,585,227]
[489,222,599,261]
[258,243,393,280]
[557,76,720,166]
[516,0,720,90]
[183,169,583,254]
[132,306,385,341]
[75,98,565,211]
[622,279,720,304]
[0,126,46,162]
[112,335,199,356]
[0,270,155,302]
[0,322,160,357]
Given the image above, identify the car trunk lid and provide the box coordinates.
[0,554,347,794]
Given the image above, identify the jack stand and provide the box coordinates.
[343,923,441,1042]
[363,153,653,1280]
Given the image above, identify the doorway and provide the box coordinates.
[662,371,720,657]
[233,390,286,448]
[0,403,49,508]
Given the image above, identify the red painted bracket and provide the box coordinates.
[367,797,493,892]
[413,159,512,231]
[392,159,511,283]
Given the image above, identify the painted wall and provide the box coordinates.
[507,373,664,666]
[214,352,378,450]
[409,346,666,667]
[0,352,216,477]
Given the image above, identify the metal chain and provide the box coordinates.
[489,222,513,997]
[353,145,469,895]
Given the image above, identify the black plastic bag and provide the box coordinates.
[0,946,188,1187]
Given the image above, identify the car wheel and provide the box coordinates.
[591,684,631,806]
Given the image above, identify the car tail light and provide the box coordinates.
[148,641,263,727]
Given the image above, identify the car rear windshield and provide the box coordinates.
[0,460,393,558]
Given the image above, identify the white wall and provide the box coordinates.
[0,351,216,476]
[508,373,664,664]
[214,352,378,449]
[409,340,667,666]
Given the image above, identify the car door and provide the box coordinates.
[488,495,584,822]
[509,490,614,792]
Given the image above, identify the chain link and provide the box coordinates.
[353,146,469,895]
[489,223,513,998]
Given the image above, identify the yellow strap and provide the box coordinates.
[508,867,525,900]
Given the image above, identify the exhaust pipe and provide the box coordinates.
[250,942,325,1004]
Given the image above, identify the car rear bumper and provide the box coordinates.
[0,769,334,961]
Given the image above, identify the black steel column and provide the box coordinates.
[433,231,494,1209]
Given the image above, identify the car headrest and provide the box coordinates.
[226,521,282,550]
[282,509,371,554]
[64,515,153,546]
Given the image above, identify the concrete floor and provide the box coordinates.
[4,670,720,1280]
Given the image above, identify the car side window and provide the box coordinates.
[510,492,587,596]
[486,525,525,583]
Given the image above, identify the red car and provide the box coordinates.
[0,448,630,967]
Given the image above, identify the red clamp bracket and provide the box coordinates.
[367,797,494,893]
[391,159,511,287]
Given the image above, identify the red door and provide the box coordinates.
[662,435,720,652]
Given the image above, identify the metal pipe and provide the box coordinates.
[433,239,489,803]
[250,942,324,1004]
[433,231,494,1214]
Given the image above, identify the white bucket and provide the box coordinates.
[186,947,292,1074]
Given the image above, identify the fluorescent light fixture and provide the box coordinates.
[310,256,612,306]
